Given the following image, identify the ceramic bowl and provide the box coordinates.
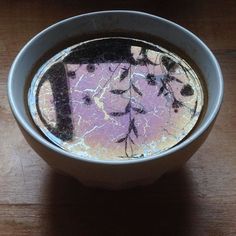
[8,11,223,189]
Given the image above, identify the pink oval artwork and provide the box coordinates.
[28,38,204,160]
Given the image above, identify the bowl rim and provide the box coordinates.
[8,10,224,165]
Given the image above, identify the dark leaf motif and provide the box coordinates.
[82,94,92,105]
[136,55,157,66]
[146,74,157,86]
[132,107,146,114]
[128,56,136,65]
[132,83,142,96]
[161,56,177,71]
[67,71,76,78]
[163,74,173,83]
[116,137,126,143]
[164,74,183,84]
[129,118,138,137]
[129,136,135,144]
[139,47,147,56]
[86,64,95,73]
[137,48,156,65]
[125,101,131,113]
[169,75,175,81]
[180,84,194,96]
[133,124,138,138]
[128,118,135,133]
[191,100,198,118]
[125,139,128,157]
[174,77,183,83]
[109,112,126,117]
[157,86,164,96]
[172,99,183,109]
[164,92,169,96]
[160,78,167,89]
[120,68,129,81]
[110,89,127,95]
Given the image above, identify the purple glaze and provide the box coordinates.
[28,37,204,160]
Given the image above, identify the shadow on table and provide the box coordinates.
[46,167,196,236]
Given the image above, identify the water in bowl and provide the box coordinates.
[28,37,204,160]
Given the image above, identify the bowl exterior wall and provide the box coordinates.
[18,119,214,189]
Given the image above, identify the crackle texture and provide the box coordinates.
[28,38,204,160]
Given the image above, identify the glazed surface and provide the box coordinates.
[28,37,204,160]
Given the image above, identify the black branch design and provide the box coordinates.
[105,48,195,158]
[109,65,146,157]
[148,55,195,114]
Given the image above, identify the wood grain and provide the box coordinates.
[0,0,236,235]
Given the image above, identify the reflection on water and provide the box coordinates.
[28,37,204,160]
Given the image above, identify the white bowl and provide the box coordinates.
[8,11,223,189]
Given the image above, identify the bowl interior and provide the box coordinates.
[8,11,223,162]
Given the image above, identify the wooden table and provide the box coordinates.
[0,1,235,235]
